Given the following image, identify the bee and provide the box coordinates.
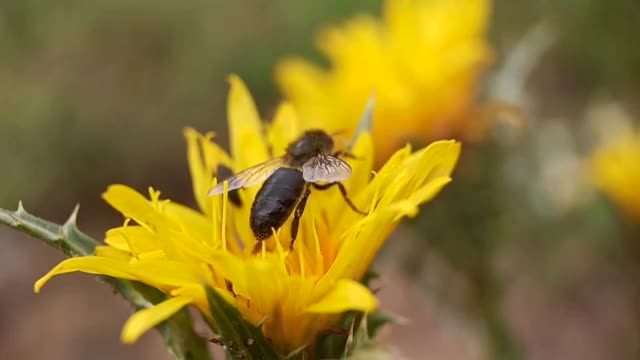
[208,129,367,249]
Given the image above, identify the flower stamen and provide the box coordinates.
[210,179,219,247]
[221,180,229,253]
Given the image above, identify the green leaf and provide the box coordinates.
[0,204,211,360]
[205,285,281,360]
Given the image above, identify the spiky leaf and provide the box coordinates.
[0,204,211,360]
[0,203,96,256]
[314,308,398,359]
[205,285,280,360]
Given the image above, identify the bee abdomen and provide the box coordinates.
[250,168,306,240]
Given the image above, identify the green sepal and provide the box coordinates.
[0,204,211,360]
[204,285,281,360]
[314,309,398,359]
[313,311,357,359]
[367,311,404,340]
[340,313,391,359]
[284,344,308,360]
[360,269,380,288]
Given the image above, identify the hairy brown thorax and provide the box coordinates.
[284,130,335,167]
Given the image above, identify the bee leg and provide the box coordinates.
[266,142,274,159]
[290,187,311,250]
[312,182,368,215]
[251,241,263,255]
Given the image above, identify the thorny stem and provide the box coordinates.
[618,217,640,358]
[474,269,521,360]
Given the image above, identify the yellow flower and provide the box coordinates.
[34,75,460,355]
[276,0,491,162]
[592,130,640,221]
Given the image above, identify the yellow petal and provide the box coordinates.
[346,132,374,191]
[203,252,249,297]
[274,59,330,130]
[306,279,377,313]
[592,132,640,220]
[333,144,411,235]
[127,260,201,289]
[35,257,136,293]
[102,185,161,231]
[184,127,214,216]
[244,260,289,315]
[164,202,211,245]
[322,141,461,288]
[268,102,301,156]
[408,140,461,186]
[105,226,158,254]
[404,176,452,215]
[184,128,235,216]
[362,144,412,200]
[276,0,490,161]
[319,213,393,291]
[137,250,166,261]
[227,75,269,171]
[95,246,133,260]
[121,295,193,343]
[377,140,460,209]
[172,285,212,320]
[317,132,375,234]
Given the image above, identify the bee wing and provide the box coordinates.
[208,158,285,195]
[302,155,352,183]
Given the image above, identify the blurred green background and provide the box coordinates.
[0,0,384,217]
[2,0,640,359]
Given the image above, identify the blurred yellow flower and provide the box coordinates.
[34,76,460,355]
[592,130,640,220]
[276,0,491,162]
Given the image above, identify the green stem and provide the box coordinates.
[475,271,521,360]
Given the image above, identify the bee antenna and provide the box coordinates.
[330,130,353,149]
